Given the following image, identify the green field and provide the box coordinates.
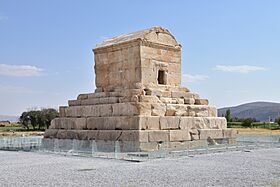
[228,122,279,130]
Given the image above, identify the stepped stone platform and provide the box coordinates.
[44,27,237,152]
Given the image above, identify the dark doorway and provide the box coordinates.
[158,70,166,85]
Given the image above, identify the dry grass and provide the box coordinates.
[236,128,280,135]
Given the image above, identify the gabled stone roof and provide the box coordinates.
[95,26,180,49]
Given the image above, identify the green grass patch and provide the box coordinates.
[228,122,279,130]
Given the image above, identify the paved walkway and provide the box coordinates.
[0,149,279,187]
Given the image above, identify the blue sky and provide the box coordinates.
[0,0,280,115]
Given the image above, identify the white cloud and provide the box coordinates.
[0,64,43,77]
[182,74,209,83]
[213,65,268,74]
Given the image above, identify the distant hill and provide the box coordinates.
[218,102,280,122]
[0,115,19,122]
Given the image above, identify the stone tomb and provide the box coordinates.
[44,27,237,152]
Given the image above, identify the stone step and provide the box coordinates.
[44,128,237,143]
[61,102,217,118]
[49,116,227,131]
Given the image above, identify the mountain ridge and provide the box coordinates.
[218,101,280,122]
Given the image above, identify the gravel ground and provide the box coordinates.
[0,149,280,187]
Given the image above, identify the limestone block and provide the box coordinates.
[87,92,107,98]
[87,130,99,140]
[166,104,188,116]
[114,116,139,130]
[66,105,114,117]
[112,103,139,116]
[99,104,113,117]
[179,117,193,130]
[151,103,166,116]
[198,129,223,140]
[152,90,171,98]
[193,117,206,129]
[215,117,227,129]
[171,92,199,99]
[108,97,119,104]
[44,129,58,138]
[188,105,209,117]
[77,93,89,100]
[87,117,108,130]
[119,130,148,142]
[81,98,100,105]
[165,105,176,116]
[52,118,87,130]
[95,88,103,93]
[68,100,81,106]
[139,116,160,130]
[76,130,89,140]
[174,105,188,116]
[109,91,125,97]
[208,107,218,117]
[99,97,109,104]
[98,130,122,141]
[195,99,209,105]
[87,117,140,130]
[148,130,170,142]
[59,106,67,117]
[139,95,160,103]
[136,102,152,116]
[160,116,180,130]
[57,130,78,139]
[202,118,217,129]
[184,98,195,105]
[170,130,191,141]
[175,98,185,104]
[160,97,173,104]
[223,129,238,138]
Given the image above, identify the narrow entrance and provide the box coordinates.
[158,70,166,85]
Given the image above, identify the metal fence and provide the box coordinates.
[0,134,279,161]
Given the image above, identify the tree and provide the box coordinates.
[242,118,255,128]
[225,109,232,122]
[41,108,59,129]
[19,112,30,130]
[19,108,59,130]
[275,116,280,128]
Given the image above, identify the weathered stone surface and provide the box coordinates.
[195,99,209,105]
[112,103,139,116]
[139,116,160,130]
[179,117,193,130]
[184,98,195,105]
[160,116,180,130]
[59,106,67,117]
[68,100,81,106]
[223,129,238,138]
[198,129,223,140]
[44,129,58,138]
[170,130,191,141]
[148,130,169,142]
[44,26,235,151]
[50,118,86,130]
[151,103,166,116]
[119,130,148,142]
[98,130,122,141]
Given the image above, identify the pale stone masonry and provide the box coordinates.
[44,27,237,151]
